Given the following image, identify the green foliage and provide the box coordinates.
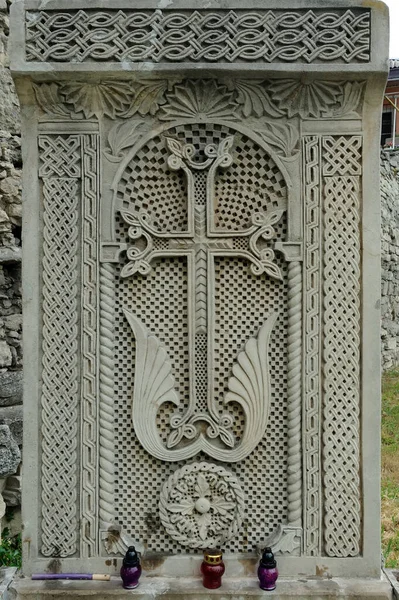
[0,527,21,569]
[381,370,399,568]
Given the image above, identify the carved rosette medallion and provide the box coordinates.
[159,462,244,549]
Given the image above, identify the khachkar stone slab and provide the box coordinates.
[9,0,388,593]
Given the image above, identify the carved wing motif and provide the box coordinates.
[125,310,277,462]
[124,310,180,458]
[223,312,278,460]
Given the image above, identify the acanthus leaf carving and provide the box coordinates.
[105,120,151,163]
[128,80,174,117]
[331,81,366,118]
[62,81,133,119]
[32,82,72,118]
[234,80,284,119]
[267,80,343,119]
[32,78,365,124]
[256,121,300,159]
[258,524,302,556]
[158,80,239,122]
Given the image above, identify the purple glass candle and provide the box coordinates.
[257,547,278,591]
[120,546,142,589]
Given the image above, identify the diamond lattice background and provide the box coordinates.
[114,123,289,553]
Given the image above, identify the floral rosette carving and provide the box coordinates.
[159,462,244,549]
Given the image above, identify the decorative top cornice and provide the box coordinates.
[24,8,371,65]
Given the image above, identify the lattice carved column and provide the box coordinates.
[322,136,362,558]
[302,136,322,556]
[39,132,100,558]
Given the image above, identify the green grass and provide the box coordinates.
[382,370,399,568]
[0,528,22,569]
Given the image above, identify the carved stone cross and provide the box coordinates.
[121,135,283,461]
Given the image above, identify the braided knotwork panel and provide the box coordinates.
[39,133,100,558]
[26,9,371,64]
[41,170,80,557]
[322,136,362,557]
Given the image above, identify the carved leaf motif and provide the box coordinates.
[211,497,236,516]
[197,513,212,541]
[332,81,365,117]
[165,137,184,158]
[195,475,210,498]
[224,313,278,457]
[268,80,342,119]
[257,121,299,157]
[235,80,284,119]
[61,81,133,118]
[105,120,150,163]
[32,83,70,117]
[159,80,239,121]
[219,428,235,448]
[167,499,194,515]
[166,427,184,449]
[127,80,171,117]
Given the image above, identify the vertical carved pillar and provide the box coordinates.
[303,136,322,556]
[39,135,81,557]
[80,134,100,557]
[99,262,115,526]
[322,136,362,557]
[286,261,302,527]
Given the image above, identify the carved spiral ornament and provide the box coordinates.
[159,462,244,549]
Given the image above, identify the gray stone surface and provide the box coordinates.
[0,371,22,407]
[0,424,19,477]
[10,576,394,600]
[381,150,399,370]
[0,405,22,445]
[9,0,389,588]
[0,568,18,600]
[2,473,21,507]
[0,0,22,484]
[385,570,399,600]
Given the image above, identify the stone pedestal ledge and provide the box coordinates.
[384,570,399,599]
[11,575,393,600]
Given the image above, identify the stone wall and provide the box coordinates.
[381,149,399,370]
[0,0,22,512]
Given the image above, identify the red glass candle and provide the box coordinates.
[201,548,225,589]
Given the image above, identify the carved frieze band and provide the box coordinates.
[25,9,370,64]
[33,78,365,123]
[303,136,322,556]
[39,133,100,558]
[322,136,362,557]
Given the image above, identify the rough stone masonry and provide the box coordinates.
[4,0,395,598]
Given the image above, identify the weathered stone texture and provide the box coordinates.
[0,0,22,492]
[381,149,399,370]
